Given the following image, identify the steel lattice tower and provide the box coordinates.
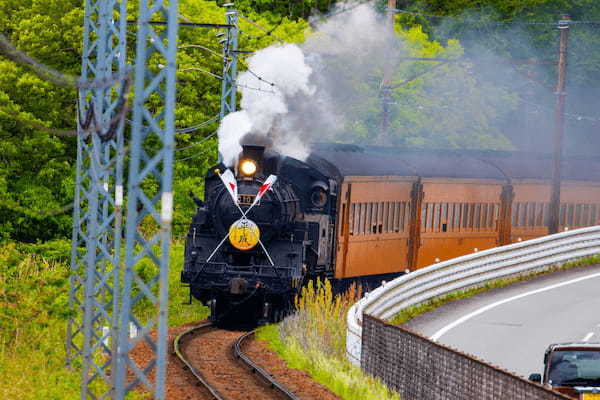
[114,0,179,398]
[220,4,239,119]
[67,1,128,399]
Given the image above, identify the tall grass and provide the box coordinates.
[257,279,400,400]
[0,240,207,399]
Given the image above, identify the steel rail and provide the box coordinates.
[173,322,226,400]
[234,330,299,400]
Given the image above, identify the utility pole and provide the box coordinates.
[378,0,396,144]
[548,14,570,234]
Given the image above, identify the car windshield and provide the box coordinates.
[548,350,600,387]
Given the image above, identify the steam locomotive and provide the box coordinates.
[182,143,600,324]
[181,144,340,323]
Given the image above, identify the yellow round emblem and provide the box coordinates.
[229,218,260,251]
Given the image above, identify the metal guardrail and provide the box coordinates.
[347,225,600,365]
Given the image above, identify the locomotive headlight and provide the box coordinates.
[229,218,260,250]
[240,159,257,176]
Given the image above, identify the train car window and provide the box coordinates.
[357,203,363,235]
[559,204,566,227]
[348,204,354,235]
[473,204,480,230]
[490,203,497,228]
[370,203,377,234]
[534,203,542,226]
[364,203,369,234]
[575,204,581,226]
[441,203,448,232]
[582,204,589,226]
[392,202,398,232]
[446,203,454,231]
[569,204,576,226]
[386,202,393,233]
[424,203,432,232]
[352,203,359,234]
[433,203,440,232]
[481,204,488,230]
[384,202,390,233]
[397,202,401,232]
[453,203,461,231]
[378,202,384,234]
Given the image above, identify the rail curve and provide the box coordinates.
[234,331,299,400]
[174,322,298,400]
[174,322,224,399]
[346,225,600,365]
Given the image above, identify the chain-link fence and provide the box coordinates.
[362,315,571,400]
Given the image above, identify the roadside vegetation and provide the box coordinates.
[257,280,401,400]
[0,240,207,399]
[390,254,600,325]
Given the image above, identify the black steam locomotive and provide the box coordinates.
[181,144,339,323]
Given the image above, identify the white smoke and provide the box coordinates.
[218,43,314,166]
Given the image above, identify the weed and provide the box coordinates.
[257,279,400,400]
[0,241,207,399]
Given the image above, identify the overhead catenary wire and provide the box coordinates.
[392,8,600,26]
[238,14,286,43]
[175,130,218,151]
[0,31,130,90]
[176,146,216,162]
[178,44,224,59]
[175,114,220,134]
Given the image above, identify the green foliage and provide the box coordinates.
[0,0,310,243]
[0,240,207,399]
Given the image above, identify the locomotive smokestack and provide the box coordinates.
[238,144,265,178]
[241,144,265,162]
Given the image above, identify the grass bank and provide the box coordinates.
[257,280,400,400]
[0,240,207,399]
[390,254,600,325]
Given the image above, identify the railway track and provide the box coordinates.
[174,322,298,400]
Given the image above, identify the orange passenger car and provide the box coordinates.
[312,145,600,285]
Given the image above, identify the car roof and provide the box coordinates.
[547,343,600,351]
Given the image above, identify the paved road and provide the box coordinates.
[403,265,600,378]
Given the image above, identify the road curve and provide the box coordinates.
[402,265,600,377]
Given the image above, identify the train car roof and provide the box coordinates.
[309,143,600,182]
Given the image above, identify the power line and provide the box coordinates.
[175,114,220,134]
[175,130,218,152]
[176,146,216,162]
[178,44,224,59]
[178,66,223,80]
[235,81,276,93]
[392,8,600,26]
[238,58,276,87]
[238,14,286,43]
[0,31,130,90]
